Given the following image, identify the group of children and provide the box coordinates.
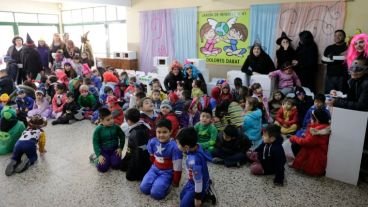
[1,57,333,206]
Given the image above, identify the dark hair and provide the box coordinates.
[99,108,111,120]
[314,94,326,103]
[215,101,231,118]
[104,86,113,94]
[176,127,198,147]
[152,89,160,95]
[193,79,202,88]
[249,83,262,96]
[139,97,152,108]
[335,29,346,39]
[66,91,74,98]
[281,61,293,70]
[201,108,212,117]
[234,78,243,87]
[224,125,239,138]
[177,81,185,88]
[299,30,315,45]
[264,124,281,138]
[129,76,137,82]
[40,75,47,84]
[125,108,140,123]
[156,118,172,131]
[49,76,57,83]
[135,91,146,99]
[270,90,285,102]
[239,86,249,99]
[183,100,192,111]
[83,77,92,85]
[312,108,330,124]
[246,97,259,111]
[56,83,66,91]
[12,36,23,45]
[182,90,191,101]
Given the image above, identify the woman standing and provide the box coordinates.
[65,40,81,59]
[294,31,319,93]
[276,32,296,69]
[50,33,67,65]
[6,35,24,82]
[37,38,51,75]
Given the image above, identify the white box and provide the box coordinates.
[153,56,171,67]
[113,52,124,59]
[122,51,137,60]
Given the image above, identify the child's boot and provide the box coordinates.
[5,160,17,176]
[15,157,30,173]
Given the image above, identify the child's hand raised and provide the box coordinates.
[115,148,122,157]
[98,155,105,164]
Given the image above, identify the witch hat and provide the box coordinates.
[276,32,292,45]
[26,33,34,45]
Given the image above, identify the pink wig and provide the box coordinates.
[347,33,368,68]
[170,60,183,71]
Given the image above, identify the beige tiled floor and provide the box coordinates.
[0,120,367,207]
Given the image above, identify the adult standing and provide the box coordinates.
[241,43,275,75]
[81,31,94,66]
[37,37,51,75]
[49,33,67,65]
[276,32,296,69]
[163,60,184,92]
[6,35,24,83]
[322,30,348,94]
[65,40,80,59]
[20,33,42,81]
[294,31,319,93]
[182,63,207,94]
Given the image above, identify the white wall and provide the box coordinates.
[0,0,59,14]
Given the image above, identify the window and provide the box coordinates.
[64,25,84,47]
[0,12,14,22]
[84,24,106,57]
[117,7,127,20]
[106,6,117,21]
[62,10,72,24]
[38,14,58,24]
[14,13,38,23]
[0,26,15,57]
[108,23,127,54]
[93,7,106,22]
[18,25,58,46]
[71,10,82,24]
[82,8,93,23]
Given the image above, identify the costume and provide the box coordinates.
[275,106,298,135]
[52,93,67,118]
[248,136,286,185]
[78,94,97,109]
[15,95,34,126]
[120,121,151,181]
[180,111,200,128]
[140,138,183,200]
[242,109,262,149]
[27,98,52,119]
[140,111,158,139]
[20,34,43,80]
[108,97,124,125]
[241,52,276,75]
[194,123,218,154]
[180,145,211,207]
[164,72,184,92]
[156,112,179,138]
[212,133,249,167]
[92,124,125,172]
[290,123,331,176]
[295,105,330,137]
[0,107,26,155]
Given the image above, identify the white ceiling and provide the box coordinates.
[31,0,131,7]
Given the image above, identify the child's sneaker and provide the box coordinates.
[205,179,217,205]
[5,160,17,176]
[89,153,97,163]
[212,157,224,164]
[15,157,30,173]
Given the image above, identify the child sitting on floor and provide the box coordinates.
[15,89,34,127]
[5,115,47,176]
[231,78,243,102]
[290,109,331,176]
[194,108,218,155]
[120,108,151,181]
[140,119,182,200]
[150,78,167,101]
[247,124,286,186]
[275,98,298,135]
[212,125,250,167]
[139,97,158,139]
[176,127,217,207]
[52,92,79,125]
[180,100,200,128]
[250,83,270,124]
[243,97,263,149]
[268,90,285,121]
[51,83,67,119]
[28,90,52,119]
[151,89,162,114]
[92,108,125,173]
[220,82,233,102]
[78,84,97,118]
[156,100,179,138]
[107,95,124,125]
[175,81,185,100]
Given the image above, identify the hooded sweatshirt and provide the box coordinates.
[243,108,262,148]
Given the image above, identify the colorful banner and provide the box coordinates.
[198,10,250,66]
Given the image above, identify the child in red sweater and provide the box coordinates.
[107,95,124,125]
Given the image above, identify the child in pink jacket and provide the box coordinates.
[52,83,67,118]
[269,61,301,96]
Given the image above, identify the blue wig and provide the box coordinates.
[183,64,200,79]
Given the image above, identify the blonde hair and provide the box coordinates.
[79,84,89,92]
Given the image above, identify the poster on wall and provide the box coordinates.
[198,9,250,66]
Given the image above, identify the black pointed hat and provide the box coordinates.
[26,33,34,44]
[276,32,292,45]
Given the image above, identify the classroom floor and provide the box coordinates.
[0,120,367,207]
